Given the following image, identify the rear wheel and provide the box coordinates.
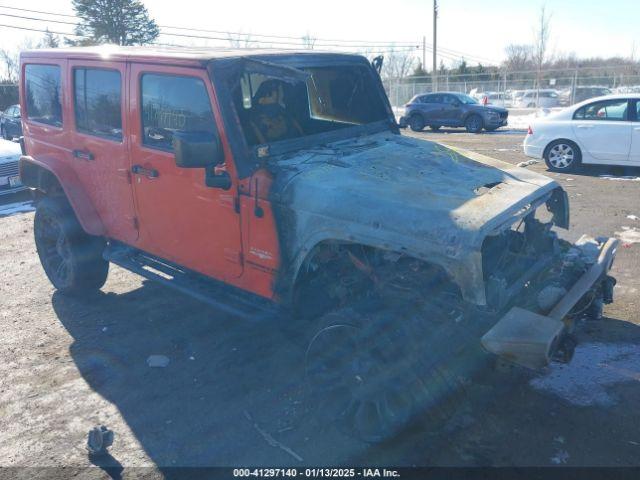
[464,114,484,133]
[544,140,581,172]
[408,115,425,132]
[34,196,108,294]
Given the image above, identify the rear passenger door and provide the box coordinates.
[571,98,632,163]
[68,60,138,244]
[419,94,445,124]
[127,64,243,281]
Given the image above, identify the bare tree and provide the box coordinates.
[0,39,37,83]
[533,5,552,106]
[503,44,534,72]
[227,33,255,49]
[381,48,416,81]
[301,33,316,50]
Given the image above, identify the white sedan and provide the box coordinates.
[523,94,640,171]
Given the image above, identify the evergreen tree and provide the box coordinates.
[68,0,159,46]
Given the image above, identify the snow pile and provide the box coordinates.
[530,342,640,407]
[599,175,640,182]
[0,138,21,161]
[615,226,640,245]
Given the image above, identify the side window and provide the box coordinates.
[442,95,459,105]
[430,94,443,104]
[573,99,628,121]
[74,68,122,140]
[421,95,434,104]
[25,64,62,127]
[141,74,217,151]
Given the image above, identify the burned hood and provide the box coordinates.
[271,133,560,250]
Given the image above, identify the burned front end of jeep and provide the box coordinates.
[293,178,617,371]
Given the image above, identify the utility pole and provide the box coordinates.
[422,36,426,75]
[432,0,438,92]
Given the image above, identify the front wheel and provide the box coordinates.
[544,140,581,172]
[465,114,484,133]
[305,304,470,442]
[34,196,109,294]
[408,115,425,132]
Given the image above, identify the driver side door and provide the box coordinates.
[128,64,243,281]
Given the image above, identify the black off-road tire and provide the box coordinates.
[34,196,108,294]
[430,125,441,131]
[464,114,484,133]
[408,114,425,132]
[305,302,481,442]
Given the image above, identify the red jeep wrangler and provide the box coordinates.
[19,46,618,441]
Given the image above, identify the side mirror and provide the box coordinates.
[173,131,224,168]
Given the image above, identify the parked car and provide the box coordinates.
[0,139,25,196]
[560,86,612,106]
[524,94,640,171]
[475,92,507,108]
[0,104,22,140]
[19,46,618,441]
[399,92,508,133]
[513,89,560,108]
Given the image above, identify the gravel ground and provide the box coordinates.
[0,131,639,474]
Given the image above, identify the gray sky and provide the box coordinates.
[0,0,637,66]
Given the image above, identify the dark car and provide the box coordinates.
[399,92,508,133]
[560,86,612,106]
[0,104,22,140]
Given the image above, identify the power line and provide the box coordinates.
[0,3,495,63]
[0,11,419,50]
[0,23,419,55]
[0,4,420,47]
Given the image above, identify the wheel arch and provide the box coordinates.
[19,156,106,236]
[287,237,466,314]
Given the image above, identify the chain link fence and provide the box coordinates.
[385,66,640,109]
[0,84,19,111]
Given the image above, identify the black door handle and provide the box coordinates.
[73,149,94,160]
[131,164,159,178]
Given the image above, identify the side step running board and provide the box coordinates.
[104,242,280,321]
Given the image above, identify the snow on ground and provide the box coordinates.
[0,138,21,160]
[615,226,640,245]
[599,175,640,182]
[530,342,640,407]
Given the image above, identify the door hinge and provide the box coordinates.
[234,197,240,214]
[132,217,139,230]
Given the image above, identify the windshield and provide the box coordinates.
[231,64,389,146]
[457,94,478,104]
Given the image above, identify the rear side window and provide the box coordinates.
[74,68,122,140]
[574,99,628,121]
[25,64,62,127]
[141,74,216,151]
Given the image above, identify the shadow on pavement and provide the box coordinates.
[50,283,640,468]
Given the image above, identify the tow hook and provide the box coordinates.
[552,333,577,364]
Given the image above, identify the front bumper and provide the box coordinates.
[481,237,619,369]
[485,116,508,128]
